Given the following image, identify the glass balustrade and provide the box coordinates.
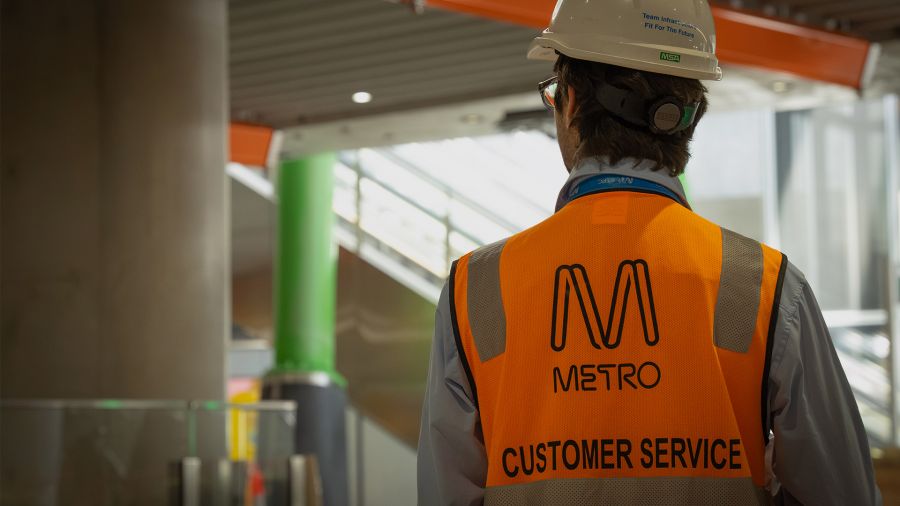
[0,400,298,506]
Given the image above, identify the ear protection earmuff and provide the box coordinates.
[596,84,699,135]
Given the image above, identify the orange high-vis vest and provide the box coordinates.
[450,190,787,504]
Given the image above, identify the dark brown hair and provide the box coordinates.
[554,54,709,176]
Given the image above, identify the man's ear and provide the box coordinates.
[565,86,577,128]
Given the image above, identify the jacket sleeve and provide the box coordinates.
[417,281,487,506]
[767,262,881,505]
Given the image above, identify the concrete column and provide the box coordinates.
[2,1,228,503]
[1,0,228,399]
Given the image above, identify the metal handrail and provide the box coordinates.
[348,149,524,235]
[337,160,484,249]
[0,399,296,411]
[338,152,511,276]
[466,139,561,218]
[233,150,517,289]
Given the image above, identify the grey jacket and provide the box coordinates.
[417,159,881,506]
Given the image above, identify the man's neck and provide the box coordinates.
[555,156,688,212]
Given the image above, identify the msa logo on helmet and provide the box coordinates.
[550,260,660,352]
[660,51,682,63]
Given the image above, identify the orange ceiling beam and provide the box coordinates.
[711,6,873,89]
[230,123,274,167]
[426,0,876,89]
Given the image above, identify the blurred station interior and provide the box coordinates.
[3,0,900,504]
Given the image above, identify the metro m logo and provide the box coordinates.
[551,260,660,352]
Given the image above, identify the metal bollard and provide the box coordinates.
[211,458,232,506]
[288,454,324,506]
[179,457,201,506]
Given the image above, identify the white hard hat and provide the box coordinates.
[528,0,723,81]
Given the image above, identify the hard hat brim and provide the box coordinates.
[528,36,723,81]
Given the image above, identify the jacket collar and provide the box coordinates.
[555,157,689,212]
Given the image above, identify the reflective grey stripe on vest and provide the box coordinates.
[484,476,769,506]
[467,239,508,362]
[714,228,764,354]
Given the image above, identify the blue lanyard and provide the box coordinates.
[567,174,688,208]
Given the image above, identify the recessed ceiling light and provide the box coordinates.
[352,91,373,104]
[461,113,485,125]
[771,81,792,93]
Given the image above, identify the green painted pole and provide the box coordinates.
[679,173,691,204]
[272,153,343,384]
